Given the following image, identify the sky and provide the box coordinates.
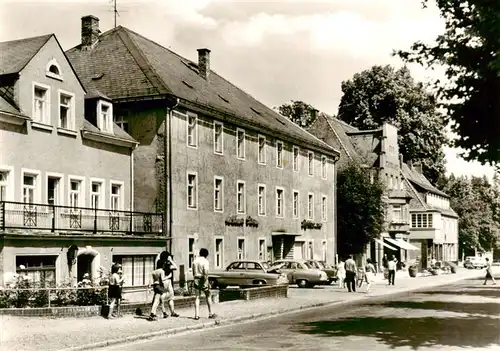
[0,0,495,181]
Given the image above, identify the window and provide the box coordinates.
[236,128,246,159]
[214,121,223,154]
[237,181,246,214]
[411,213,434,228]
[97,100,113,133]
[16,255,56,286]
[45,59,62,80]
[90,181,103,209]
[237,238,245,260]
[293,190,299,218]
[308,193,314,219]
[110,183,122,211]
[49,65,59,75]
[33,84,49,124]
[186,173,198,209]
[69,179,82,208]
[392,205,402,223]
[23,174,37,204]
[258,135,266,164]
[188,237,195,269]
[214,177,224,212]
[322,240,327,262]
[0,171,7,201]
[187,113,198,147]
[321,156,327,179]
[276,187,284,217]
[215,238,224,269]
[293,146,299,172]
[276,141,283,168]
[308,152,314,176]
[114,115,129,134]
[258,184,266,216]
[58,91,74,130]
[321,195,327,221]
[113,255,155,287]
[258,239,266,261]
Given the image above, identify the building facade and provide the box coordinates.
[0,34,164,288]
[308,113,458,269]
[66,16,340,278]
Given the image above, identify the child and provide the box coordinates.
[107,263,124,319]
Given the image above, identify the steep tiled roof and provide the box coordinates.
[401,163,448,197]
[0,34,52,75]
[66,26,336,155]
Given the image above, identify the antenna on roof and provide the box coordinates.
[110,0,127,28]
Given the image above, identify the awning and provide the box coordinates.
[374,238,398,251]
[271,232,301,236]
[385,237,406,249]
[396,238,421,251]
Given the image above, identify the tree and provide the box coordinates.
[336,162,386,257]
[337,65,448,184]
[276,100,319,128]
[395,0,500,166]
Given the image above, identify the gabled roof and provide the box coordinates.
[401,163,449,197]
[0,34,52,75]
[66,26,337,155]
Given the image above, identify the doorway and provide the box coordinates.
[77,254,94,282]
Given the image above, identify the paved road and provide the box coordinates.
[105,278,500,351]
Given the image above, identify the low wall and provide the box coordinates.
[0,291,219,318]
[219,284,288,302]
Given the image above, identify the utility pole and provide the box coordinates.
[113,0,118,28]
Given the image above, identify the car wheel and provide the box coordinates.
[208,278,217,289]
[253,280,266,285]
[297,279,308,288]
[218,283,228,290]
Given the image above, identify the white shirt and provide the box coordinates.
[388,260,397,270]
[192,256,210,278]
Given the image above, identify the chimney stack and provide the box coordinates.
[81,15,100,51]
[197,48,211,80]
[399,154,403,168]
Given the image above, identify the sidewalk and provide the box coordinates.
[0,268,489,351]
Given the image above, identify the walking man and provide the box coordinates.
[388,255,397,286]
[192,248,216,320]
[483,258,496,285]
[344,254,357,292]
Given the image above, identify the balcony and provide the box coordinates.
[0,201,163,237]
[387,219,410,233]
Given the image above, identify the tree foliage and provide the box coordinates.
[337,162,386,256]
[337,65,448,184]
[440,174,500,255]
[276,100,319,128]
[395,0,500,166]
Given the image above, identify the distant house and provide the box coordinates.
[0,33,163,288]
[308,113,458,269]
[66,15,341,277]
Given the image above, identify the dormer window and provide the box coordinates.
[97,100,113,133]
[45,59,63,81]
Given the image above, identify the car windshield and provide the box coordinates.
[316,261,326,269]
[303,262,313,269]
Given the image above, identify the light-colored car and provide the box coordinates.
[464,256,487,269]
[307,260,338,284]
[208,260,288,289]
[272,259,329,288]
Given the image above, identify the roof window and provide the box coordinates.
[45,59,63,81]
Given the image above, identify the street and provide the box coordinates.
[105,278,500,351]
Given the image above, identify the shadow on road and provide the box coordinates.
[297,315,500,350]
[363,300,500,316]
[418,289,500,299]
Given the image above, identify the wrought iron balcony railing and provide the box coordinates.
[0,201,163,236]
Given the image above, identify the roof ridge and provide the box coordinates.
[322,113,354,161]
[0,33,52,45]
[0,34,53,75]
[116,28,170,95]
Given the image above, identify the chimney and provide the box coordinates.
[81,15,100,51]
[399,154,403,168]
[197,48,211,80]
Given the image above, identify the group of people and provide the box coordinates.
[336,254,399,293]
[106,248,216,321]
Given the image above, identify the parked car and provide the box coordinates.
[272,259,329,288]
[208,260,288,289]
[306,260,338,284]
[464,256,487,269]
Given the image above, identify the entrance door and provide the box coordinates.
[77,254,94,282]
[293,242,304,260]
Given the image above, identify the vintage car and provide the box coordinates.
[306,260,338,284]
[208,260,288,289]
[464,256,487,269]
[272,259,329,288]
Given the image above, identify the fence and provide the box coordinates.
[1,201,163,235]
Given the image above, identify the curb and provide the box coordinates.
[60,272,482,351]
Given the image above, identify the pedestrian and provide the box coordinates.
[192,248,216,320]
[148,252,180,321]
[483,258,496,285]
[337,260,346,289]
[344,254,357,292]
[107,263,124,319]
[388,255,397,286]
[382,254,389,280]
[364,258,376,293]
